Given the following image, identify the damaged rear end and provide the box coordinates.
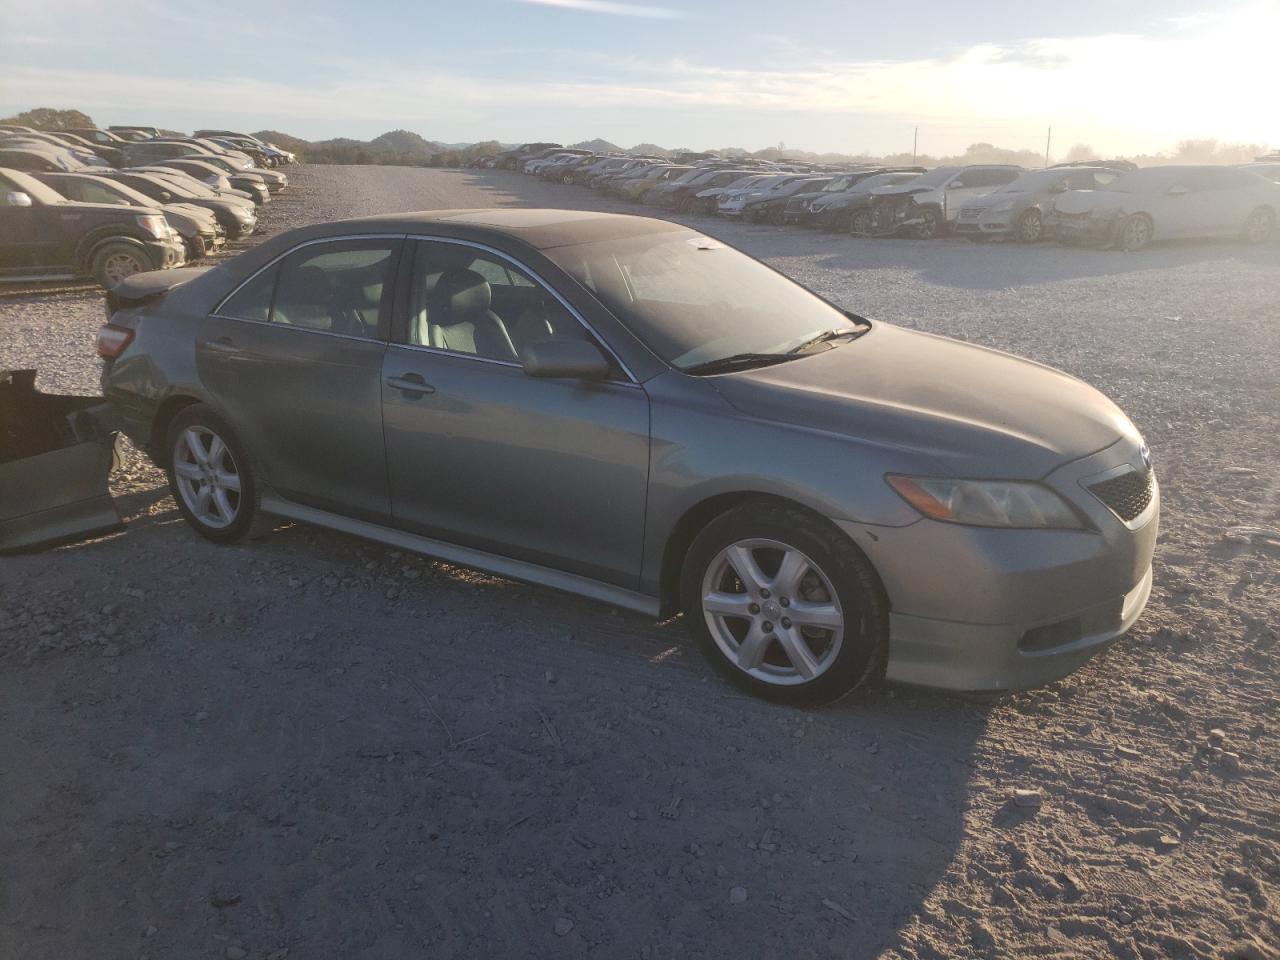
[0,370,123,552]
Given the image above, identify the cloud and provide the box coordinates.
[515,0,683,19]
[1,1,1274,154]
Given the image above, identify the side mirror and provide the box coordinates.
[1167,184,1189,196]
[4,191,33,207]
[520,338,610,380]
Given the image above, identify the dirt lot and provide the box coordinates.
[2,165,1278,960]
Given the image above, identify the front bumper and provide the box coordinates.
[148,237,187,270]
[952,214,1013,236]
[836,438,1160,691]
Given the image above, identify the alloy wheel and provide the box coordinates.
[1120,216,1152,251]
[172,426,242,529]
[701,538,845,686]
[102,251,146,285]
[1245,208,1274,244]
[1017,210,1043,242]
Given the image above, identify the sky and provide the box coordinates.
[1,0,1275,156]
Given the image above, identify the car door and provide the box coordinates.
[196,236,402,520]
[1159,172,1218,238]
[0,174,39,270]
[380,238,650,589]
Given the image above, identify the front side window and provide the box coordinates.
[217,238,397,337]
[404,240,595,364]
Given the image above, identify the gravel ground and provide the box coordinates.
[2,165,1278,960]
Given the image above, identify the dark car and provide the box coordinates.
[194,131,297,165]
[100,170,258,239]
[785,168,925,230]
[496,142,562,170]
[655,169,755,213]
[0,145,87,173]
[46,132,125,167]
[2,132,110,168]
[65,127,131,147]
[740,177,837,223]
[35,172,225,260]
[97,209,1157,703]
[148,159,272,205]
[108,126,162,140]
[0,167,185,286]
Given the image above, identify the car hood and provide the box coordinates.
[708,323,1134,478]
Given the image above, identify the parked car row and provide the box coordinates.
[501,142,1280,251]
[0,125,291,286]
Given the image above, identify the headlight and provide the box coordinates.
[135,214,171,239]
[886,475,1083,529]
[990,200,1015,214]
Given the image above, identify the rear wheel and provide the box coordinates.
[1015,209,1044,243]
[849,209,873,235]
[91,242,150,289]
[166,405,260,544]
[681,501,888,705]
[767,205,786,225]
[1117,213,1154,251]
[1242,206,1275,244]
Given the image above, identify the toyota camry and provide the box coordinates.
[98,209,1158,704]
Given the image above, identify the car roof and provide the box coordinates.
[351,208,687,249]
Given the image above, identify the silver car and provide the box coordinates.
[98,210,1158,703]
[1049,165,1279,250]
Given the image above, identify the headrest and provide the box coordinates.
[278,264,332,304]
[430,268,491,322]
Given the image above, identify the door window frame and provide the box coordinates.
[391,234,641,385]
[210,234,407,344]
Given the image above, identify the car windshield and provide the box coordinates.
[860,172,918,190]
[823,176,856,191]
[547,229,858,371]
[906,166,961,188]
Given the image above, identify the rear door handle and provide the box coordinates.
[198,336,242,355]
[385,373,435,397]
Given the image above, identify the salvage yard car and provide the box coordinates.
[1,167,186,286]
[1048,165,1278,251]
[98,209,1158,703]
[869,164,1023,238]
[952,166,1124,243]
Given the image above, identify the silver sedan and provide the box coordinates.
[98,210,1158,703]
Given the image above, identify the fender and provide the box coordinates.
[74,228,150,274]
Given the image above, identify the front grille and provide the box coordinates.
[1088,468,1154,522]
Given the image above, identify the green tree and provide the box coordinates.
[1,107,95,130]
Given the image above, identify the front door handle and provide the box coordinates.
[385,373,435,397]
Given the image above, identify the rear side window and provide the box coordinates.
[216,239,399,337]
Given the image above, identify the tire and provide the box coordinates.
[849,209,872,235]
[680,500,888,705]
[1015,209,1044,243]
[186,234,208,261]
[677,195,693,214]
[767,205,786,226]
[1117,213,1154,251]
[165,404,260,544]
[90,242,151,289]
[562,174,573,185]
[913,208,943,239]
[1242,206,1275,245]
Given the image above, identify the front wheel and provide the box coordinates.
[1242,206,1275,245]
[681,501,888,705]
[91,242,151,289]
[912,208,943,239]
[1015,209,1044,243]
[849,210,872,235]
[166,404,260,543]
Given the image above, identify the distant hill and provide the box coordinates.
[572,138,623,153]
[368,129,438,154]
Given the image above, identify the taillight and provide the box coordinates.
[97,323,135,359]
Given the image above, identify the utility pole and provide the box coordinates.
[1045,126,1052,167]
[912,127,918,164]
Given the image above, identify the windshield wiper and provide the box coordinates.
[784,326,867,355]
[682,352,793,376]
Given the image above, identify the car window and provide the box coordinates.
[76,180,130,205]
[269,240,397,337]
[218,239,397,337]
[218,262,280,322]
[405,240,595,364]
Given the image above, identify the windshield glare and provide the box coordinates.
[909,166,961,187]
[548,229,856,370]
